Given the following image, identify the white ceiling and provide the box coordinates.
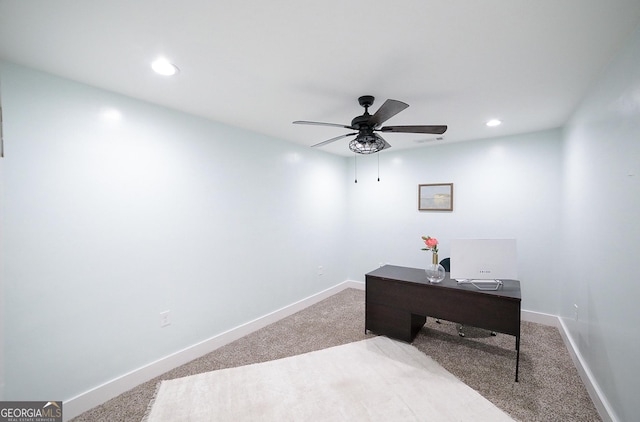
[1,0,640,156]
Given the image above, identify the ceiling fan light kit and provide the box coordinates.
[348,137,385,154]
[293,95,447,154]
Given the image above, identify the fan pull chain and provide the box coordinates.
[377,153,380,182]
[354,153,358,183]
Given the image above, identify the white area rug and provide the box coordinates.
[142,336,514,421]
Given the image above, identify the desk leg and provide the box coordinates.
[515,335,520,382]
[410,313,426,340]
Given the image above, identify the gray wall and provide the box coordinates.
[560,26,640,422]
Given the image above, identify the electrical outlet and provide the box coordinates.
[318,265,324,276]
[160,310,171,327]
[573,304,579,321]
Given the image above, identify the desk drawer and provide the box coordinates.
[365,302,425,342]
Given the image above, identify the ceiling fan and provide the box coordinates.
[293,95,447,154]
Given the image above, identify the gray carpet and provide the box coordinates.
[71,288,601,421]
[142,337,514,421]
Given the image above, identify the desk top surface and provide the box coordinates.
[366,264,521,300]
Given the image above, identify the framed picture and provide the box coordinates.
[418,183,453,211]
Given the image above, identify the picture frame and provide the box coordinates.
[418,183,453,211]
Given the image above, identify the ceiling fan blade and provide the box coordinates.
[369,99,409,127]
[379,125,447,135]
[311,133,357,148]
[293,120,353,130]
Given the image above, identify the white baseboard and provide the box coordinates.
[63,280,364,421]
[64,281,613,422]
[556,318,618,422]
[520,309,614,422]
[521,309,560,327]
[344,279,365,290]
[520,309,614,420]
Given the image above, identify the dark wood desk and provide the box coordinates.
[365,264,522,381]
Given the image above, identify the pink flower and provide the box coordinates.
[421,235,439,253]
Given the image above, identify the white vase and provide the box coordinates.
[425,252,446,283]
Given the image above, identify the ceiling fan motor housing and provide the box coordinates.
[351,114,372,129]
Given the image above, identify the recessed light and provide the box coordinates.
[151,58,179,76]
[100,107,122,121]
[486,119,502,127]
